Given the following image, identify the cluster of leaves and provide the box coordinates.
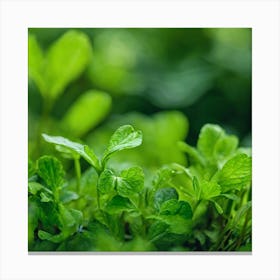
[28,30,112,159]
[28,29,252,252]
[28,28,252,149]
[28,123,252,251]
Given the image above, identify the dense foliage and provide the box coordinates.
[28,28,252,251]
[28,123,251,251]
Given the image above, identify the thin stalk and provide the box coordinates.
[211,217,232,251]
[94,168,102,211]
[96,187,101,210]
[225,197,234,217]
[235,208,251,249]
[141,213,146,237]
[238,189,247,209]
[218,196,237,249]
[213,188,251,251]
[193,199,202,213]
[216,229,232,251]
[74,158,81,194]
[53,188,60,203]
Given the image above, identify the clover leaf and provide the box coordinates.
[102,125,142,166]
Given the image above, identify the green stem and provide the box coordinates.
[225,198,234,217]
[213,188,252,251]
[210,217,232,251]
[94,167,102,211]
[235,208,251,249]
[96,188,101,210]
[216,229,232,251]
[74,158,81,194]
[192,199,203,219]
[54,188,60,203]
[238,189,247,209]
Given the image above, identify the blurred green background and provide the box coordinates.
[28,28,251,174]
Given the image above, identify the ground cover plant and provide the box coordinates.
[28,28,252,252]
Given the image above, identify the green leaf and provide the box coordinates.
[60,190,79,203]
[38,230,53,240]
[37,156,65,191]
[197,124,239,166]
[160,199,179,215]
[42,134,100,171]
[219,193,240,201]
[154,111,189,143]
[62,90,112,137]
[104,195,136,214]
[161,215,192,234]
[217,154,252,192]
[214,135,239,160]
[200,181,221,200]
[102,125,142,165]
[45,30,91,100]
[192,176,201,200]
[40,192,53,203]
[152,111,189,164]
[38,201,61,229]
[68,208,83,226]
[211,200,224,214]
[169,163,193,179]
[98,167,144,197]
[121,236,154,252]
[160,199,193,219]
[59,204,76,228]
[150,164,192,196]
[177,201,193,219]
[154,187,179,210]
[197,124,224,160]
[28,200,39,244]
[55,145,79,159]
[98,169,116,194]
[38,230,65,243]
[153,166,178,189]
[237,243,252,252]
[148,221,169,242]
[116,166,144,198]
[59,205,83,229]
[28,34,46,95]
[194,231,206,246]
[231,201,252,228]
[178,141,205,166]
[28,182,44,195]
